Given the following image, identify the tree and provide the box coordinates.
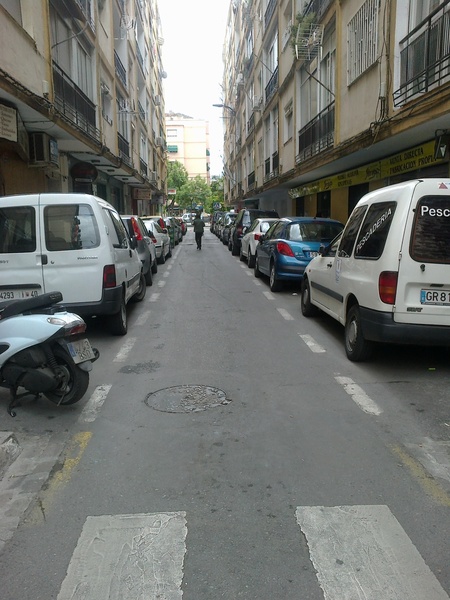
[167,161,189,190]
[177,176,212,213]
[210,175,224,211]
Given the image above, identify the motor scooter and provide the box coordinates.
[0,291,99,417]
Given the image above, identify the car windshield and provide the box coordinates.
[289,222,343,243]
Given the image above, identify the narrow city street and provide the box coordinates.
[1,227,449,600]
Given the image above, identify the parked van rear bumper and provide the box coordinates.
[360,306,450,346]
[59,287,123,318]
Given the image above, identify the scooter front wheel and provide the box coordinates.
[44,346,89,405]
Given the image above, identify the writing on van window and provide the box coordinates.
[355,201,396,259]
[420,205,450,218]
[356,208,392,254]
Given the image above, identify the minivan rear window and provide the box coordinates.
[44,204,100,251]
[411,196,450,263]
[0,206,36,253]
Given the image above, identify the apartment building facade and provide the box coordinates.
[221,0,450,221]
[0,0,167,215]
[165,112,211,183]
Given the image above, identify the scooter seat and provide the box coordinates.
[0,291,63,320]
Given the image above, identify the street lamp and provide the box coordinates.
[213,103,236,116]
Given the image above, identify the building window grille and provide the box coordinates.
[347,0,379,85]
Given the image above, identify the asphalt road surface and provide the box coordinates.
[0,227,449,599]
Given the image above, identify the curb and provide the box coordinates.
[0,432,21,479]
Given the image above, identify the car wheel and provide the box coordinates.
[110,293,127,335]
[167,244,172,258]
[247,250,255,268]
[239,248,246,262]
[151,258,158,274]
[269,262,282,292]
[144,266,153,286]
[231,242,239,256]
[158,248,166,264]
[254,256,262,278]
[300,277,319,317]
[345,305,373,362]
[131,273,146,302]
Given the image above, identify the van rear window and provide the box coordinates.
[0,207,36,253]
[44,204,100,251]
[411,196,450,263]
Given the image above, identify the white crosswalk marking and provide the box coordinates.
[296,505,449,600]
[298,333,326,353]
[113,337,136,362]
[335,375,382,415]
[79,385,111,423]
[57,512,187,600]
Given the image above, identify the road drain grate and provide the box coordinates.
[145,385,230,413]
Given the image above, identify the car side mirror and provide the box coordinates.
[129,236,137,250]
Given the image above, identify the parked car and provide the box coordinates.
[122,215,157,286]
[176,217,187,236]
[211,211,224,234]
[146,216,176,247]
[254,217,344,292]
[141,218,172,264]
[222,213,237,246]
[240,217,279,267]
[230,208,279,256]
[301,179,450,361]
[0,193,145,335]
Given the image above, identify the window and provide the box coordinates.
[355,202,396,259]
[103,209,129,249]
[347,0,379,84]
[44,205,100,251]
[284,100,293,143]
[411,196,450,263]
[0,206,36,253]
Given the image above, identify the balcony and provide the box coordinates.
[52,63,99,141]
[264,151,279,182]
[394,2,450,106]
[296,102,334,163]
[117,132,131,166]
[140,158,148,177]
[114,51,127,88]
[265,66,278,104]
[247,113,255,136]
[247,171,255,190]
[302,0,334,20]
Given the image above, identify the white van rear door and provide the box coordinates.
[0,197,44,299]
[40,198,104,303]
[395,183,450,326]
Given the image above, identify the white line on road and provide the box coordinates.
[158,280,166,288]
[136,310,151,326]
[253,280,262,286]
[335,375,382,415]
[298,333,326,353]
[149,292,160,302]
[296,505,449,600]
[263,291,275,300]
[113,337,136,362]
[57,512,187,600]
[79,385,112,423]
[277,307,294,320]
[164,270,170,278]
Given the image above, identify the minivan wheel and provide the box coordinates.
[269,263,282,292]
[110,295,127,336]
[345,305,373,362]
[301,278,319,317]
[132,273,147,303]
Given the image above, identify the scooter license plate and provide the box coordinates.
[66,338,96,363]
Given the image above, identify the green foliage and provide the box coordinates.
[167,161,189,189]
[177,176,212,212]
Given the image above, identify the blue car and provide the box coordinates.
[254,217,344,292]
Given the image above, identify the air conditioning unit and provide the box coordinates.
[29,133,59,166]
[252,96,262,110]
[156,136,164,147]
[154,95,161,106]
[149,171,157,182]
[236,73,244,86]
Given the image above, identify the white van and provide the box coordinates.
[301,179,450,361]
[0,193,146,335]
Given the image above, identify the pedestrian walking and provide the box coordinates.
[193,213,205,250]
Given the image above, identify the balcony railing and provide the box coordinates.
[138,100,146,122]
[247,113,255,136]
[117,132,131,166]
[265,66,278,104]
[393,1,450,106]
[296,102,334,163]
[53,63,99,141]
[140,158,148,177]
[247,171,255,189]
[302,0,334,20]
[264,151,279,181]
[114,51,127,88]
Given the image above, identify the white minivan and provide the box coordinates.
[301,179,450,361]
[0,193,146,335]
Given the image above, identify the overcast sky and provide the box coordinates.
[158,0,230,177]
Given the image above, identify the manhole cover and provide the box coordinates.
[145,385,230,413]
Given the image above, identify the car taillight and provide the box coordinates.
[103,264,117,288]
[150,234,157,244]
[276,241,295,257]
[379,271,398,304]
[254,233,261,241]
[237,225,243,236]
[131,218,143,241]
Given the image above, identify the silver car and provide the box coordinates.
[142,218,172,264]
